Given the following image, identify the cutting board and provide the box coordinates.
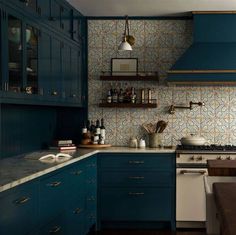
[207,160,236,176]
[78,144,111,148]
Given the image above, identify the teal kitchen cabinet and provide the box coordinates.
[98,153,176,230]
[0,155,98,235]
[0,180,39,235]
[0,0,86,107]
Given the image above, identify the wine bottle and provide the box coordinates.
[141,89,145,104]
[95,119,101,135]
[100,118,106,144]
[90,120,96,134]
[107,90,112,103]
[86,120,91,132]
[118,88,124,103]
[148,88,152,103]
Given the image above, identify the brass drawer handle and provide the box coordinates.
[72,170,82,175]
[128,160,144,164]
[15,196,30,205]
[48,181,61,187]
[180,170,206,175]
[128,176,145,179]
[49,226,61,233]
[128,192,145,196]
[74,208,83,214]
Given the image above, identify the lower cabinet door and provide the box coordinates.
[0,181,38,235]
[100,187,172,221]
[65,200,85,235]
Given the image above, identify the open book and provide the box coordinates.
[39,153,72,163]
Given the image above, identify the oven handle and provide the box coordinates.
[179,169,207,175]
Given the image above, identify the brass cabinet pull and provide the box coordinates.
[74,208,83,214]
[128,160,144,164]
[72,170,82,175]
[48,181,61,187]
[180,170,206,175]
[128,176,145,179]
[49,226,61,233]
[15,196,30,205]
[128,192,145,196]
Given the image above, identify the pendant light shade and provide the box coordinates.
[118,36,132,51]
[118,15,134,51]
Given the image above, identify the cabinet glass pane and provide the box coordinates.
[8,15,22,92]
[26,25,38,94]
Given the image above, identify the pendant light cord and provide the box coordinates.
[124,15,130,36]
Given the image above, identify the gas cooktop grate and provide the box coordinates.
[177,144,236,151]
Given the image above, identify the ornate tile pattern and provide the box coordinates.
[88,19,236,146]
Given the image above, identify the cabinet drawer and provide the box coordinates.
[99,153,174,169]
[0,181,38,235]
[39,171,67,224]
[100,187,172,221]
[100,171,173,187]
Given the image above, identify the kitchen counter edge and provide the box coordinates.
[0,146,176,193]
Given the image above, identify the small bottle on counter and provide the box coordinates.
[95,119,101,135]
[90,120,96,134]
[82,121,87,134]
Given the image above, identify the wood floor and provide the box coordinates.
[94,229,206,235]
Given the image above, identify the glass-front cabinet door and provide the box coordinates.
[26,24,38,94]
[8,15,23,92]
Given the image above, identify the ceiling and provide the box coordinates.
[67,0,236,17]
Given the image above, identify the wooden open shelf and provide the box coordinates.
[100,75,159,81]
[99,100,157,108]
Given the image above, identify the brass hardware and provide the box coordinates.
[128,192,145,196]
[51,91,58,96]
[128,160,144,164]
[128,176,144,179]
[169,101,205,114]
[48,181,61,187]
[15,196,30,205]
[73,208,82,214]
[49,226,61,233]
[180,170,206,175]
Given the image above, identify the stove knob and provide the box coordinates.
[197,156,203,161]
[190,156,195,161]
[217,156,223,160]
[227,156,233,160]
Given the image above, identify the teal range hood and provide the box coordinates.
[167,11,236,85]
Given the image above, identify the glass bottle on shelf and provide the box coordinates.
[130,87,137,104]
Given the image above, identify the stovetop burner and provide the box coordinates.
[177,144,236,152]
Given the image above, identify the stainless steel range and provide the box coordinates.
[176,145,236,229]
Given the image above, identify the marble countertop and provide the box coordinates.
[0,146,176,193]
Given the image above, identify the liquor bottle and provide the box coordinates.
[100,118,106,144]
[107,90,112,103]
[118,88,124,103]
[141,89,145,104]
[86,120,91,132]
[112,89,118,103]
[95,119,101,135]
[130,87,137,104]
[148,88,152,103]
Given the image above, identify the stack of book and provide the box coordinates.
[49,140,77,151]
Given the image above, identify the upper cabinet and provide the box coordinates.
[0,0,86,107]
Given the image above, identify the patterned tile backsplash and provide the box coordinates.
[88,19,236,146]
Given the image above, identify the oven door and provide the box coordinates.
[176,168,207,224]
